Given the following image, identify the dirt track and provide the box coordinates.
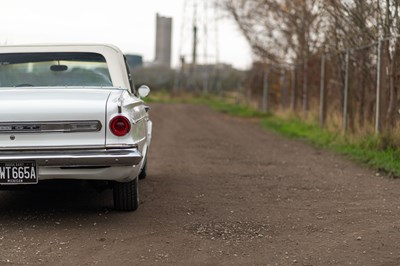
[1,103,400,265]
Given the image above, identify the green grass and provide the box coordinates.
[261,115,336,146]
[198,96,266,118]
[148,92,400,177]
[261,116,400,176]
[147,92,265,117]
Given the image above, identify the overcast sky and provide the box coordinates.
[0,0,252,69]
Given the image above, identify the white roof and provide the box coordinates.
[0,44,131,89]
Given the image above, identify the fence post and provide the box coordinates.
[290,66,296,111]
[343,49,350,132]
[375,39,382,135]
[262,68,270,113]
[303,60,308,115]
[319,54,326,127]
[281,67,287,109]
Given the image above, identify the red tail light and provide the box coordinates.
[109,116,131,137]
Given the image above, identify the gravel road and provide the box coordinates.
[1,103,400,265]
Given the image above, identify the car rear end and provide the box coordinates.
[0,45,150,211]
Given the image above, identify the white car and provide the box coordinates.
[0,44,152,211]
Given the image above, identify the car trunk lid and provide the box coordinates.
[0,88,113,149]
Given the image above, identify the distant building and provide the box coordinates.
[125,54,143,70]
[154,13,172,68]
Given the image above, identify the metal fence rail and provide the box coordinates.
[251,36,400,135]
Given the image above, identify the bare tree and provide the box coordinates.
[323,1,378,130]
[223,0,400,136]
[222,0,324,64]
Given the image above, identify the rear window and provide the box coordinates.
[0,52,113,88]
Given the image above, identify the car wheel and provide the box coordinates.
[113,178,139,211]
[139,159,147,180]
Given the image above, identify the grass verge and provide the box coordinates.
[261,115,400,177]
[148,92,400,177]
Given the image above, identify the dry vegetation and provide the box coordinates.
[222,0,400,142]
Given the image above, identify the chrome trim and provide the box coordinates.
[0,148,143,167]
[133,116,147,124]
[106,144,138,149]
[0,144,138,151]
[0,121,102,134]
[134,137,146,144]
[117,93,124,113]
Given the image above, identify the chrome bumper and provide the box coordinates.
[0,148,143,167]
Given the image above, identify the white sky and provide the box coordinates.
[0,0,252,70]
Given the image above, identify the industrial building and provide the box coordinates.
[154,13,173,68]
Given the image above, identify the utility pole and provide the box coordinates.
[192,3,198,67]
[176,0,220,92]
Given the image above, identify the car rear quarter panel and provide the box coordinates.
[106,91,148,153]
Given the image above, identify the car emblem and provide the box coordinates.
[10,135,15,140]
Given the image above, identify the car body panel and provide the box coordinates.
[0,88,112,148]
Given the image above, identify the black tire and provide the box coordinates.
[139,160,147,180]
[113,178,139,211]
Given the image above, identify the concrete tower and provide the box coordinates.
[155,13,173,68]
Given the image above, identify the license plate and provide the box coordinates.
[0,161,38,185]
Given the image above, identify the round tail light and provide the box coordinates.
[109,116,131,136]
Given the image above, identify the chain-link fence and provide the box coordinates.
[248,37,400,136]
